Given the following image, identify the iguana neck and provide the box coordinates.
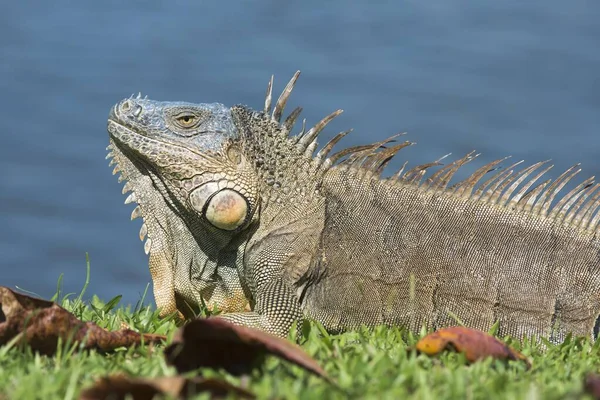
[231,106,324,215]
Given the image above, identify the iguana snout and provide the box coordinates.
[108,97,237,156]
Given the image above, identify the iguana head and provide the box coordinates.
[106,95,260,318]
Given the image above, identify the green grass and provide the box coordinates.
[1,279,599,399]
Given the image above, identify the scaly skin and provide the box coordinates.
[106,73,600,340]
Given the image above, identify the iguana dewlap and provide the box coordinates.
[106,72,600,342]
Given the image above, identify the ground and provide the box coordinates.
[1,278,599,399]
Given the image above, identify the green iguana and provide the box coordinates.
[106,71,600,342]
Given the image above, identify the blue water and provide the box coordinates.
[1,1,599,306]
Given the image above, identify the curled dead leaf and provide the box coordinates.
[585,374,600,399]
[0,286,165,355]
[79,375,255,400]
[415,326,530,367]
[165,318,330,381]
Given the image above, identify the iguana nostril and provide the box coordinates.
[133,105,143,117]
[121,100,131,112]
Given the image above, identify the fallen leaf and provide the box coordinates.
[585,374,600,399]
[415,326,530,367]
[164,318,330,381]
[79,375,255,400]
[0,286,165,355]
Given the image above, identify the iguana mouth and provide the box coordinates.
[107,115,168,153]
[107,100,177,154]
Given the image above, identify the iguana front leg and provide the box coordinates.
[218,279,302,337]
[215,243,308,337]
[215,204,324,337]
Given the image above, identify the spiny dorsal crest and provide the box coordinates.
[258,71,600,233]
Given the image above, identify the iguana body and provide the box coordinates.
[106,72,600,341]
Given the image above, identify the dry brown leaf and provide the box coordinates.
[79,375,255,400]
[0,286,165,355]
[164,318,330,381]
[585,374,600,399]
[415,326,530,367]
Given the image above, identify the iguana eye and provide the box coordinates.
[175,114,197,127]
[189,183,249,231]
[164,108,210,135]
